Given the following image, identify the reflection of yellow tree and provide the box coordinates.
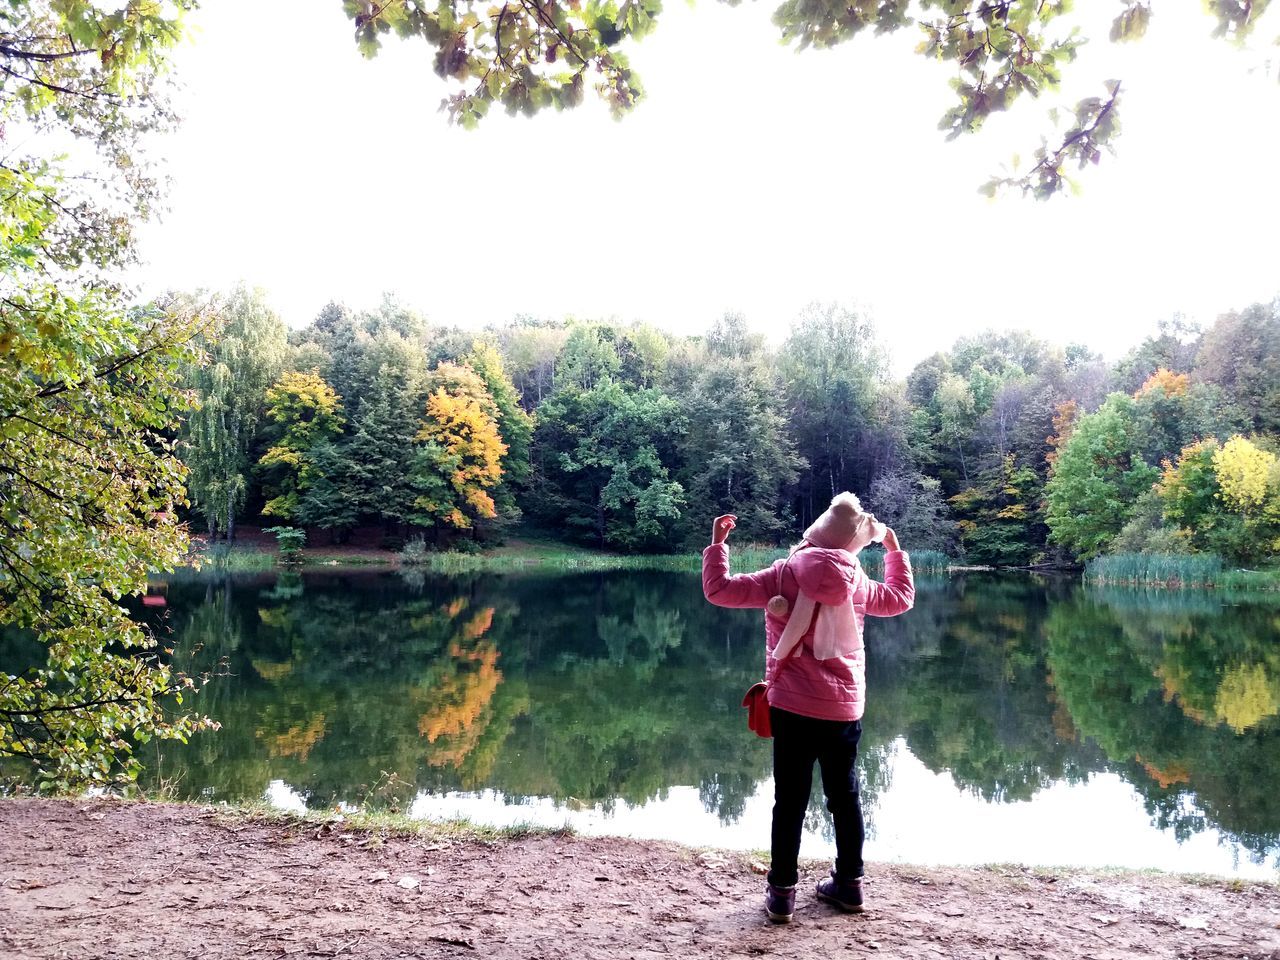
[261,713,327,761]
[1153,662,1210,724]
[414,605,511,781]
[418,645,501,747]
[250,657,293,681]
[1213,662,1280,733]
[1137,755,1191,788]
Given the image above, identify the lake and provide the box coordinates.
[47,567,1280,877]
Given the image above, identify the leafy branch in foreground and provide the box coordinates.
[343,0,1276,196]
[1,1,218,789]
[0,292,220,788]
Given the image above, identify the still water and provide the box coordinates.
[74,570,1280,876]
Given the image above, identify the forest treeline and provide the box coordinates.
[181,290,1280,565]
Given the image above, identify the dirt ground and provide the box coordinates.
[3,799,1279,960]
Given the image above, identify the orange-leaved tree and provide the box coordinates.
[410,373,508,532]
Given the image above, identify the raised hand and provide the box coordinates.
[712,514,737,545]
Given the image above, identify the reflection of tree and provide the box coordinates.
[137,569,777,823]
[450,572,772,820]
[414,600,528,786]
[876,574,1102,803]
[1045,589,1280,858]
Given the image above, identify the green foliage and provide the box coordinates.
[949,454,1044,565]
[181,286,287,541]
[337,0,1269,196]
[0,0,221,788]
[265,526,307,563]
[779,304,891,528]
[679,315,803,546]
[256,372,346,522]
[531,380,687,550]
[1044,393,1160,559]
[329,373,419,530]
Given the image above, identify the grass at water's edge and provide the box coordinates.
[183,539,954,575]
[1085,553,1280,591]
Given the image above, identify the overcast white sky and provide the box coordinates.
[134,1,1280,376]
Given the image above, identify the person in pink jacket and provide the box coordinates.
[702,492,915,923]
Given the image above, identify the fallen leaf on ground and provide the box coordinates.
[1090,914,1122,925]
[396,876,420,890]
[748,860,768,875]
[941,907,965,917]
[367,870,390,883]
[1177,916,1209,930]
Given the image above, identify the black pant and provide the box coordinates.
[767,707,865,888]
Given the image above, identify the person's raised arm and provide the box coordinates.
[702,514,777,609]
[864,526,914,616]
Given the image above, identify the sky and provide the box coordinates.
[134,1,1280,376]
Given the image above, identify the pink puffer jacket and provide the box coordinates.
[702,543,915,722]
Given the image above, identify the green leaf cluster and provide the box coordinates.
[338,0,1278,197]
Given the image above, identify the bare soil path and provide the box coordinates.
[2,798,1278,959]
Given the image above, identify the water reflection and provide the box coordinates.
[88,568,1280,873]
[1045,585,1280,861]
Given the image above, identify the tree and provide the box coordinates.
[466,340,534,520]
[1129,368,1241,469]
[1044,393,1159,560]
[679,327,804,545]
[257,372,346,522]
[498,317,567,408]
[296,441,361,542]
[949,454,1044,565]
[1156,438,1224,549]
[340,1,1272,195]
[557,323,622,391]
[531,380,686,549]
[338,372,420,529]
[865,470,955,555]
[182,287,287,541]
[410,387,508,533]
[1,0,216,786]
[1211,436,1280,564]
[1111,317,1202,394]
[779,304,889,526]
[1195,302,1280,435]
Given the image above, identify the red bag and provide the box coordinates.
[742,681,773,738]
[741,554,797,739]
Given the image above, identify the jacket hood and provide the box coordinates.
[787,546,858,606]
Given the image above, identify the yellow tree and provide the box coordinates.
[1212,436,1280,561]
[256,372,345,521]
[1213,436,1276,515]
[410,386,507,531]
